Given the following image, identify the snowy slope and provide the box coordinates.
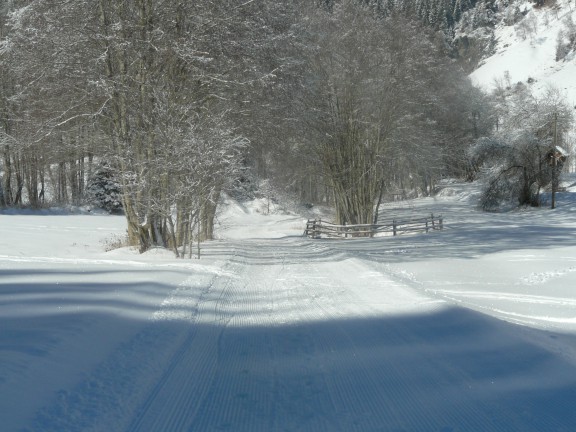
[2,182,576,430]
[470,0,576,106]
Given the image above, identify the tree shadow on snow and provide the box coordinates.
[203,219,576,265]
[18,303,576,432]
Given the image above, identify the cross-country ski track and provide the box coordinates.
[2,191,576,431]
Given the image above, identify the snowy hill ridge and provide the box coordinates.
[470,0,576,106]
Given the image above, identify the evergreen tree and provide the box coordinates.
[85,163,123,214]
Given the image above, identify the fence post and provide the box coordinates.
[307,214,442,239]
[309,220,315,237]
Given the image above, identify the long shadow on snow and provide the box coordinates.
[203,221,576,265]
[204,237,349,265]
[25,305,576,432]
[185,309,576,432]
[0,267,191,278]
[334,223,576,263]
[0,265,207,429]
[0,267,197,379]
[0,268,191,314]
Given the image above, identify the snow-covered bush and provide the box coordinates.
[471,134,546,209]
[471,88,573,210]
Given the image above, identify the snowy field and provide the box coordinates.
[2,179,576,431]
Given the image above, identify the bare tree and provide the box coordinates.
[299,2,480,224]
[471,87,573,210]
[1,0,277,253]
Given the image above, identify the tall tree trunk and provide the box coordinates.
[2,145,13,206]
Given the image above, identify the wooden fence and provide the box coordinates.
[304,214,443,239]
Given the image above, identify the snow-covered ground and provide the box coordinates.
[2,180,576,431]
[470,0,576,106]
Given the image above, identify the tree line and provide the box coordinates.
[1,0,573,254]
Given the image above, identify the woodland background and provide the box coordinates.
[1,0,574,254]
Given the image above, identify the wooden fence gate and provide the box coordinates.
[304,214,443,239]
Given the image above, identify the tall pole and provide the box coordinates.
[197,213,201,259]
[551,112,558,209]
[552,154,556,209]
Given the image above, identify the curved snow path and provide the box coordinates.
[6,235,575,431]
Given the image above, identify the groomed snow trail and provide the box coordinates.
[10,235,575,431]
[3,210,576,431]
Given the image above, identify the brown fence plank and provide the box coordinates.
[304,215,443,239]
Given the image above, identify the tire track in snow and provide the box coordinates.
[186,249,269,431]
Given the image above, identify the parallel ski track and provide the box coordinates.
[25,235,576,431]
[297,258,488,431]
[125,257,241,432]
[186,242,339,431]
[128,237,576,431]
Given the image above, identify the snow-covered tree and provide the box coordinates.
[471,87,573,210]
[297,1,483,224]
[555,15,576,61]
[1,0,289,252]
[85,162,123,214]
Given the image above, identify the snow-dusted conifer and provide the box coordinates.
[85,163,123,215]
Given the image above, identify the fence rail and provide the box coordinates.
[304,214,443,239]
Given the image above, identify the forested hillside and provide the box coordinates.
[1,0,574,253]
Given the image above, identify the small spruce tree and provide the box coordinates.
[85,163,123,214]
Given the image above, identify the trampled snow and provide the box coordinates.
[2,179,576,431]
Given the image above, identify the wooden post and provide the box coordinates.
[552,113,558,210]
[309,220,314,237]
[552,152,557,210]
[197,214,201,259]
[439,216,443,230]
[393,220,397,236]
